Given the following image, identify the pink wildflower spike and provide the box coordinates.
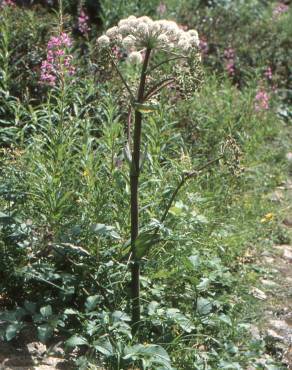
[199,38,208,55]
[254,88,270,112]
[273,2,289,18]
[0,0,15,8]
[264,66,273,80]
[224,47,236,77]
[157,2,167,16]
[78,9,90,35]
[40,32,75,86]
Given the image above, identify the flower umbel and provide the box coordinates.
[97,15,200,64]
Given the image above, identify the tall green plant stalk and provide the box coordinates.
[130,48,151,330]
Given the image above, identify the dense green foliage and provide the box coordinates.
[0,0,291,369]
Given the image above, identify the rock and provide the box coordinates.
[269,190,284,202]
[283,248,292,262]
[274,245,292,262]
[265,329,284,341]
[26,341,47,357]
[262,256,275,264]
[269,319,291,331]
[250,287,267,300]
[283,217,292,227]
[249,325,261,340]
[260,279,279,288]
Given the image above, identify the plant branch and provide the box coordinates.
[147,55,188,74]
[144,77,175,101]
[160,155,224,224]
[108,53,135,100]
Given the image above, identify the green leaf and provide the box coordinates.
[134,230,160,259]
[24,301,37,314]
[64,308,79,315]
[112,310,131,322]
[197,278,210,291]
[218,313,232,326]
[187,255,200,269]
[123,344,172,368]
[40,305,52,318]
[90,223,120,240]
[37,324,53,343]
[166,308,195,333]
[85,295,100,312]
[93,337,114,357]
[6,322,23,341]
[65,335,88,348]
[197,297,213,315]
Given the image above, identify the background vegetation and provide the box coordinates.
[0,0,291,369]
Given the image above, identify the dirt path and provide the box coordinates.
[253,179,292,369]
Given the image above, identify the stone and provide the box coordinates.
[265,329,284,341]
[250,287,267,300]
[260,279,279,288]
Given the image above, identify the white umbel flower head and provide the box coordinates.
[157,34,169,46]
[137,22,149,35]
[97,35,110,48]
[122,35,136,50]
[98,15,200,55]
[127,51,143,64]
[106,26,118,38]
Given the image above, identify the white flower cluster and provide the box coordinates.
[97,15,200,63]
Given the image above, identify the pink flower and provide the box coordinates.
[199,38,209,55]
[254,89,270,111]
[226,62,235,76]
[264,66,273,80]
[0,0,15,8]
[78,9,90,35]
[40,33,75,87]
[157,2,167,16]
[224,48,235,60]
[273,2,289,18]
[224,47,236,76]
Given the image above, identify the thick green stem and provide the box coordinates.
[130,48,151,332]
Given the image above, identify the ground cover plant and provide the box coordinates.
[0,0,291,369]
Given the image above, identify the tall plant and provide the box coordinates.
[97,16,204,330]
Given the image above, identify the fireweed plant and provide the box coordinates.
[96,16,235,331]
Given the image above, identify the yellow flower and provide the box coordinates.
[260,212,274,223]
[83,169,90,177]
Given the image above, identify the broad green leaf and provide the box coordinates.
[24,301,37,314]
[65,335,88,347]
[197,297,213,315]
[6,322,23,341]
[85,295,100,312]
[93,337,114,357]
[218,313,232,326]
[90,223,120,240]
[64,308,79,315]
[187,255,200,269]
[37,324,53,343]
[134,230,160,259]
[40,305,52,318]
[112,310,131,322]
